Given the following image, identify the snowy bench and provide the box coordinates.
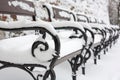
[100,24,120,55]
[42,3,93,78]
[42,3,120,77]
[100,24,112,54]
[88,18,120,63]
[50,21,87,79]
[0,1,88,80]
[0,1,61,80]
[42,4,97,74]
[107,25,120,48]
[42,3,119,76]
[76,14,89,23]
[74,13,95,74]
[42,3,76,22]
[88,24,105,64]
[76,14,109,64]
[0,20,61,80]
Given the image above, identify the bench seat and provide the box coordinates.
[0,34,84,65]
[94,35,102,44]
[105,32,110,41]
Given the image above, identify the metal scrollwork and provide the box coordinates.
[31,37,56,62]
[43,69,56,80]
[32,40,49,57]
[69,30,83,39]
[83,48,91,63]
[68,54,83,80]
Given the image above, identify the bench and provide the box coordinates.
[42,3,93,78]
[0,1,87,80]
[108,25,120,48]
[74,13,95,74]
[42,4,96,75]
[42,2,120,76]
[86,16,107,63]
[43,3,120,75]
[87,16,120,62]
[0,1,61,80]
[75,13,117,74]
[42,3,76,22]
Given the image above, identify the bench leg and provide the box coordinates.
[81,48,92,75]
[68,55,83,80]
[0,64,37,80]
[72,70,77,80]
[98,54,101,60]
[43,69,56,80]
[110,43,112,48]
[94,56,97,64]
[82,64,85,75]
[84,48,91,63]
[106,47,108,52]
[104,49,106,54]
[81,56,86,75]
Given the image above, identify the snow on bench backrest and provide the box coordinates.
[76,14,89,23]
[43,4,75,22]
[0,0,61,63]
[0,0,36,38]
[87,16,97,23]
[0,0,36,20]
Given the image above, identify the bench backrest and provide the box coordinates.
[0,0,36,21]
[88,16,97,23]
[43,4,75,22]
[53,7,72,21]
[76,14,89,23]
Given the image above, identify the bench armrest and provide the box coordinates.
[0,20,61,61]
[51,21,87,46]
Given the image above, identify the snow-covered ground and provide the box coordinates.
[55,39,120,80]
[0,38,120,80]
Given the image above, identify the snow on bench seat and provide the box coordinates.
[51,38,84,57]
[51,21,85,31]
[0,20,57,36]
[105,32,110,41]
[0,34,84,64]
[50,30,84,57]
[94,35,102,44]
[0,20,59,65]
[0,35,43,64]
[89,23,103,44]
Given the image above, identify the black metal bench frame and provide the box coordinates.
[42,4,92,80]
[0,1,61,80]
[0,1,89,80]
[42,2,120,78]
[42,4,94,76]
[42,4,76,22]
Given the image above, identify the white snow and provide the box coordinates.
[0,20,57,36]
[35,0,110,24]
[59,11,70,18]
[0,34,50,64]
[43,3,56,21]
[40,3,75,22]
[51,21,85,32]
[0,26,85,64]
[8,0,34,12]
[78,22,94,44]
[0,38,120,80]
[0,0,118,80]
[58,38,85,57]
[94,35,103,43]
